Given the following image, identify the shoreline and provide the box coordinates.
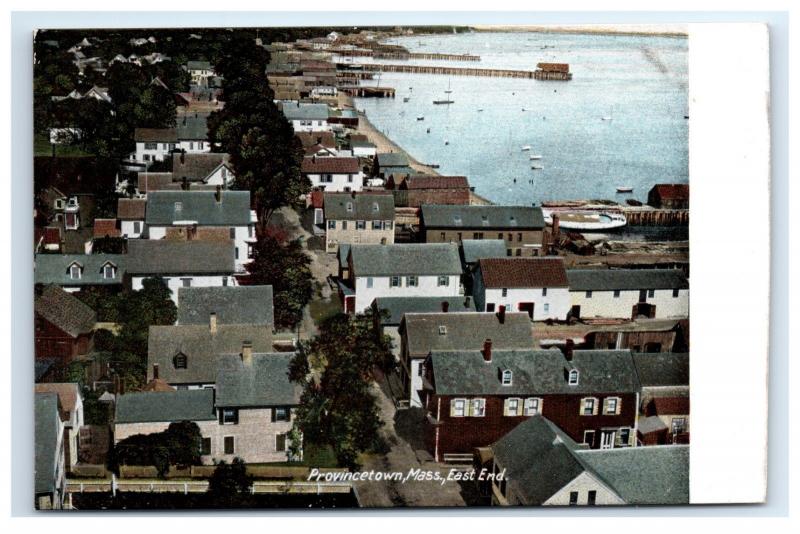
[468,25,688,38]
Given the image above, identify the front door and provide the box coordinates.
[518,302,534,319]
[639,289,647,303]
[600,430,616,449]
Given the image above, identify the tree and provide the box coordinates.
[206,458,254,508]
[245,233,313,329]
[112,421,203,477]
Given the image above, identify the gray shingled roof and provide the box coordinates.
[172,153,230,182]
[566,269,689,292]
[145,191,251,225]
[127,240,235,275]
[420,205,545,229]
[576,446,689,505]
[215,353,301,407]
[282,103,329,121]
[148,324,274,385]
[324,192,394,221]
[350,243,462,277]
[35,392,61,495]
[429,349,640,396]
[376,152,409,168]
[35,254,126,286]
[338,244,351,269]
[115,389,216,424]
[35,285,96,337]
[373,296,477,325]
[461,239,508,264]
[633,353,689,388]
[177,285,274,329]
[403,312,532,357]
[187,60,212,71]
[176,114,208,141]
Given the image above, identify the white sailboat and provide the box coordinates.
[521,145,531,152]
[529,154,543,160]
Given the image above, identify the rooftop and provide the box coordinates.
[127,240,235,275]
[633,352,689,388]
[145,190,251,226]
[134,128,178,143]
[323,192,394,221]
[650,184,689,200]
[93,218,120,238]
[117,198,146,220]
[35,392,61,495]
[461,239,508,264]
[402,175,469,190]
[376,152,410,168]
[35,286,96,337]
[282,102,330,121]
[35,254,126,286]
[301,156,360,174]
[350,243,462,277]
[177,285,274,329]
[172,153,230,182]
[372,296,477,325]
[175,113,209,141]
[566,269,689,292]
[296,131,335,149]
[478,257,569,289]
[34,383,81,420]
[115,389,216,424]
[215,353,302,407]
[420,205,545,229]
[403,312,533,357]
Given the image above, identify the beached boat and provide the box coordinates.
[529,154,543,160]
[417,116,425,121]
[543,209,627,231]
[531,165,543,170]
[616,186,633,193]
[521,145,531,151]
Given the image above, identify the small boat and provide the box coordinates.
[529,154,543,160]
[417,116,424,121]
[543,209,627,231]
[684,115,689,119]
[521,145,531,151]
[477,108,484,112]
[403,96,410,103]
[601,116,613,121]
[433,99,454,105]
[444,139,449,145]
[616,186,634,193]
[531,165,543,170]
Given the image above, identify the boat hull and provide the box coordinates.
[543,209,627,231]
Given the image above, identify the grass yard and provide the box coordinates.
[34,133,91,157]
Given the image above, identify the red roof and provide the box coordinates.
[478,258,569,288]
[36,226,61,245]
[652,184,689,200]
[117,198,147,220]
[310,190,325,209]
[404,175,470,190]
[301,156,359,174]
[652,396,690,416]
[93,218,120,238]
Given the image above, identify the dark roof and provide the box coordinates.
[187,60,212,71]
[650,184,689,200]
[215,353,302,407]
[376,152,409,168]
[633,353,689,388]
[134,128,178,143]
[172,153,230,182]
[577,446,689,505]
[323,192,394,221]
[93,218,120,238]
[338,244,350,269]
[117,198,146,220]
[147,324,273,384]
[177,285,274,329]
[429,349,640,396]
[421,205,545,229]
[296,131,335,149]
[127,240,235,275]
[145,191,251,225]
[492,415,587,505]
[176,114,208,141]
[566,269,689,292]
[373,296,477,325]
[650,396,690,415]
[403,175,469,190]
[301,156,359,174]
[461,239,508,264]
[115,389,216,424]
[282,103,329,121]
[35,285,96,337]
[350,243,462,277]
[35,392,62,494]
[478,258,569,288]
[403,312,532,357]
[35,254,126,286]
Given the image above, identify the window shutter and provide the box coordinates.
[218,408,224,424]
[602,398,609,414]
[615,398,622,415]
[579,399,585,415]
[538,398,544,414]
[593,399,599,416]
[467,400,474,417]
[503,399,509,416]
[450,399,457,417]
[271,408,276,423]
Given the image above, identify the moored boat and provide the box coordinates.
[521,145,531,151]
[529,154,543,160]
[616,186,633,193]
[531,165,543,170]
[543,209,627,231]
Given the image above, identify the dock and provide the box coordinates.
[339,86,396,98]
[358,63,537,79]
[332,49,480,62]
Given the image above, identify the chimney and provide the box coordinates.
[497,305,506,324]
[215,185,222,203]
[552,214,560,238]
[209,312,217,334]
[241,341,253,366]
[441,301,449,313]
[152,363,159,380]
[464,296,471,308]
[482,338,493,363]
[564,338,574,361]
[180,151,185,164]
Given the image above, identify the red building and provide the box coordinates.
[647,184,689,209]
[34,286,96,372]
[421,344,640,462]
[395,175,471,207]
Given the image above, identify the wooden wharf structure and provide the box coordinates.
[359,63,537,79]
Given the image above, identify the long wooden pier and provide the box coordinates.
[621,208,689,226]
[332,49,480,61]
[360,63,536,79]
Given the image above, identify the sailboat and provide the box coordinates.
[529,154,543,160]
[521,145,532,152]
[601,107,614,121]
[433,80,454,105]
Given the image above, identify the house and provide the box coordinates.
[35,286,96,369]
[420,205,547,257]
[93,218,120,239]
[146,321,274,388]
[133,128,177,163]
[400,311,534,407]
[296,131,336,153]
[302,156,364,192]
[35,254,126,292]
[127,240,238,303]
[117,198,146,238]
[177,285,274,331]
[473,258,571,321]
[34,383,84,472]
[35,392,67,509]
[633,352,690,445]
[144,190,256,270]
[187,60,214,84]
[375,152,410,177]
[172,153,235,187]
[323,192,395,253]
[582,319,689,353]
[344,243,463,313]
[460,239,508,271]
[484,415,689,506]
[175,113,213,154]
[421,347,640,461]
[566,269,689,320]
[350,139,377,158]
[311,85,338,98]
[282,103,331,132]
[35,227,62,253]
[398,175,471,207]
[647,184,689,209]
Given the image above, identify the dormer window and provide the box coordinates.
[453,215,462,225]
[173,352,188,369]
[68,262,83,280]
[174,201,183,212]
[481,215,489,226]
[346,202,353,212]
[102,262,117,279]
[568,369,580,386]
[372,202,379,212]
[501,370,513,386]
[438,325,447,335]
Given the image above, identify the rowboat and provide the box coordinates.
[616,186,633,193]
[531,165,543,170]
[521,145,531,151]
[529,154,543,160]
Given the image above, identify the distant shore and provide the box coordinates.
[469,24,688,38]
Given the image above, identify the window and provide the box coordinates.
[586,290,593,298]
[328,220,336,229]
[390,276,401,288]
[507,249,512,257]
[276,433,287,452]
[347,175,353,183]
[501,370,513,386]
[542,288,548,297]
[103,263,116,279]
[346,202,353,213]
[515,249,521,257]
[221,168,227,180]
[501,288,508,297]
[581,397,597,416]
[356,220,366,230]
[568,369,579,386]
[406,276,418,287]
[648,289,655,298]
[201,438,211,455]
[587,491,597,506]
[604,397,620,415]
[224,436,235,454]
[583,430,595,445]
[673,288,680,298]
[143,154,150,162]
[69,263,82,280]
[189,142,195,150]
[133,221,142,234]
[181,278,192,288]
[569,492,578,506]
[470,398,486,417]
[438,325,448,336]
[386,221,393,230]
[144,142,157,150]
[543,303,550,313]
[524,397,541,415]
[222,408,238,425]
[498,233,503,240]
[235,248,239,260]
[473,232,484,240]
[372,220,382,230]
[505,398,521,416]
[451,398,466,417]
[366,277,373,289]
[173,352,187,369]
[229,227,236,239]
[440,232,446,241]
[613,290,621,298]
[486,303,495,312]
[517,233,522,242]
[437,276,449,287]
[671,417,687,434]
[273,407,290,422]
[342,221,348,230]
[617,428,631,447]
